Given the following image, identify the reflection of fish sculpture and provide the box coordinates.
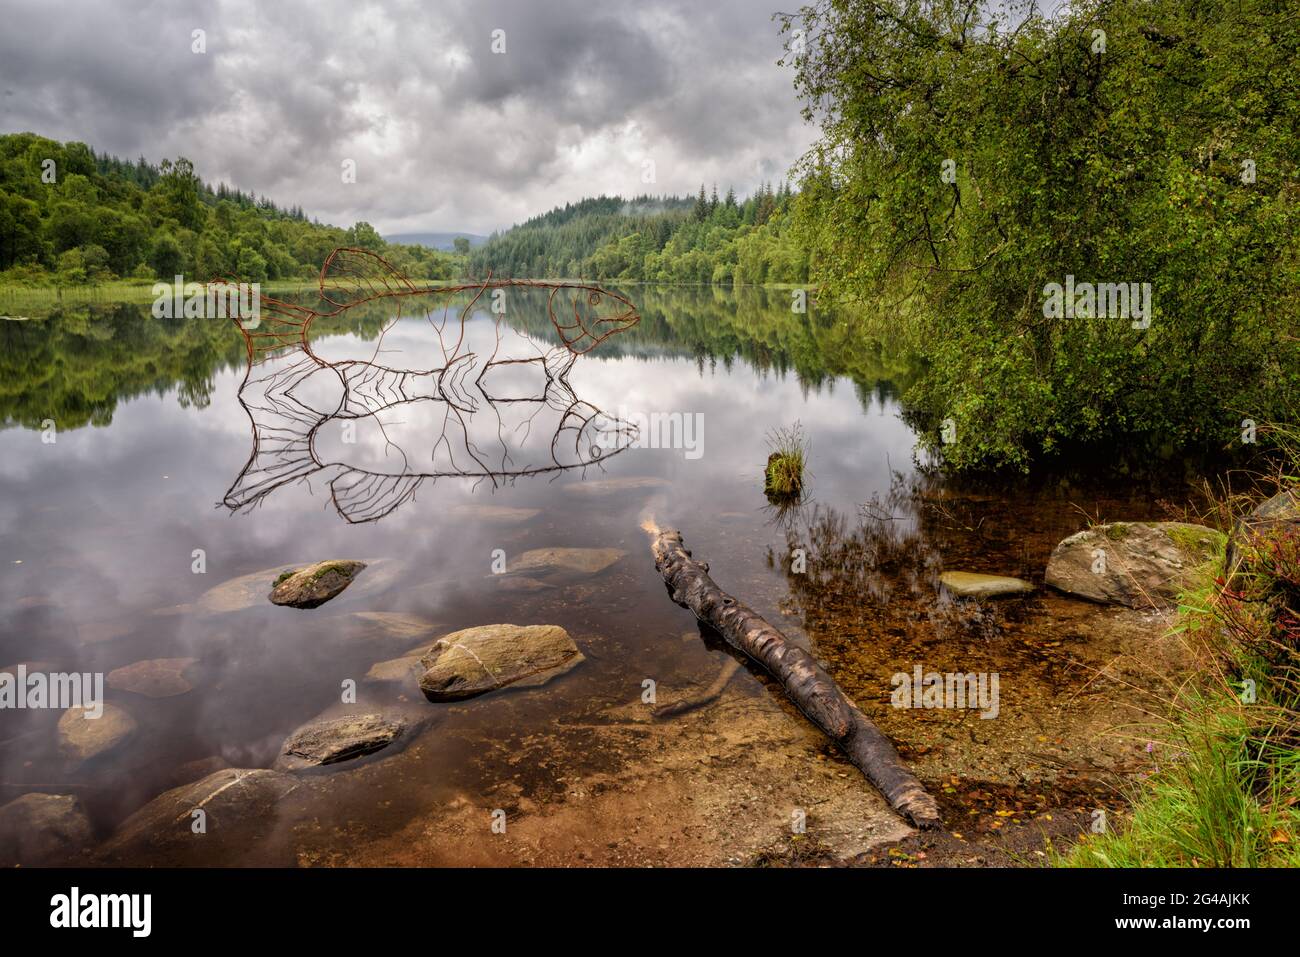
[220,248,642,524]
[225,355,637,523]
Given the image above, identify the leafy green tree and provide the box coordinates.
[0,192,42,267]
[149,232,184,277]
[55,248,87,284]
[780,0,1299,468]
[235,246,268,283]
[344,221,385,251]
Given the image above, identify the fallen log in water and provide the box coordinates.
[650,528,941,829]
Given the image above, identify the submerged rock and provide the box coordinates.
[269,560,367,609]
[1045,521,1224,608]
[365,655,424,683]
[419,624,584,701]
[449,504,541,524]
[939,571,1034,598]
[508,547,625,576]
[275,713,406,770]
[562,476,670,495]
[107,657,197,698]
[97,768,299,862]
[346,611,443,642]
[58,702,137,761]
[0,793,92,865]
[76,621,133,644]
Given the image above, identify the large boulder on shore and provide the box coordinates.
[418,624,584,701]
[274,712,406,770]
[269,560,367,608]
[1045,521,1224,608]
[0,793,92,865]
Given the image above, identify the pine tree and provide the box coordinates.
[693,184,709,222]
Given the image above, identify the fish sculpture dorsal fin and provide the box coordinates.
[319,246,421,309]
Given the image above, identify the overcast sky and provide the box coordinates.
[0,0,817,236]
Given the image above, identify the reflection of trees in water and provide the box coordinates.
[770,471,1012,646]
[0,300,401,431]
[0,281,921,435]
[501,284,920,409]
[0,303,238,429]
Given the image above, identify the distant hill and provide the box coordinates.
[386,231,487,251]
[466,189,804,284]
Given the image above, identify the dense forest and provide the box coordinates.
[0,132,807,289]
[780,0,1298,471]
[468,185,809,284]
[0,133,462,284]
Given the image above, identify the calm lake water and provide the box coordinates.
[0,285,1212,864]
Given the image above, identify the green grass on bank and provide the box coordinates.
[1059,431,1300,868]
[0,279,326,309]
[0,277,481,310]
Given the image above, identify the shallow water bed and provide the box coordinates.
[0,288,1214,865]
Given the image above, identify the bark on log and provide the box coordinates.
[651,528,941,829]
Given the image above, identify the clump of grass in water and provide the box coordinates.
[764,423,807,501]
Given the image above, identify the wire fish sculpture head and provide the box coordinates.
[543,282,640,354]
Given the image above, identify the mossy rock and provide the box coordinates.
[197,558,403,614]
[1046,521,1225,608]
[269,560,367,609]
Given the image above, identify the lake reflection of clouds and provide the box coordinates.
[0,293,923,827]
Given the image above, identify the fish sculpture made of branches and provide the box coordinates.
[217,248,643,523]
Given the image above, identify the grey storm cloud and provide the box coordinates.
[0,0,817,235]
